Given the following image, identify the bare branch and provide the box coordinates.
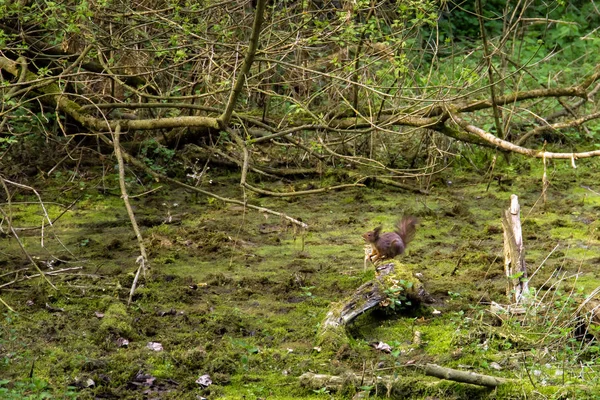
[99,135,308,229]
[0,206,56,290]
[448,109,600,160]
[517,111,600,146]
[111,124,150,306]
[220,0,267,127]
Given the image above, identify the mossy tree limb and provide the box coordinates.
[316,280,387,349]
[299,366,513,395]
[0,55,220,133]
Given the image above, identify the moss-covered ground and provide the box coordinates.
[2,156,600,399]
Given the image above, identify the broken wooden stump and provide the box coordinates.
[501,194,529,303]
[573,292,600,341]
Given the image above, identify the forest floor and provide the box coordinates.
[2,156,600,399]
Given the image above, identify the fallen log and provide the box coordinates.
[417,363,509,388]
[299,363,512,394]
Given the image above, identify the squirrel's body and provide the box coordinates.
[362,217,417,262]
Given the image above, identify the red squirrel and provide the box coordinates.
[362,216,417,262]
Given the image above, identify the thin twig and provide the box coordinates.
[0,267,82,289]
[0,268,30,279]
[1,177,53,226]
[0,297,16,313]
[99,135,309,229]
[243,182,366,197]
[111,124,150,306]
[0,207,56,290]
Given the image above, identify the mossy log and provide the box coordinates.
[316,262,427,349]
[418,363,510,387]
[300,364,512,395]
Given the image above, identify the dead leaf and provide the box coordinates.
[147,342,163,352]
[374,342,392,353]
[195,374,212,388]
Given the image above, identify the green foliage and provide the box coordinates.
[139,139,177,174]
[300,285,316,299]
[383,279,413,311]
[0,134,17,147]
[1,0,598,173]
[0,377,77,400]
[97,302,134,340]
[312,386,330,395]
[0,95,52,142]
[438,0,506,41]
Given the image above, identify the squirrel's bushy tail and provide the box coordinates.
[395,216,418,245]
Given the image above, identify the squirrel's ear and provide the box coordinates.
[374,226,382,234]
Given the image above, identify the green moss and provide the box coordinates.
[315,307,351,350]
[148,354,176,378]
[421,320,456,356]
[97,302,134,340]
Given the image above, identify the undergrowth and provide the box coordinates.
[1,157,600,398]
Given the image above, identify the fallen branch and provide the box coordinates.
[0,267,83,289]
[162,176,309,229]
[516,111,600,146]
[448,109,600,160]
[243,182,366,197]
[373,176,429,195]
[415,363,510,388]
[0,297,16,312]
[545,81,600,124]
[426,83,592,117]
[0,268,30,279]
[299,363,512,393]
[101,135,309,229]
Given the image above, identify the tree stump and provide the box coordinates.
[316,262,429,349]
[501,194,529,303]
